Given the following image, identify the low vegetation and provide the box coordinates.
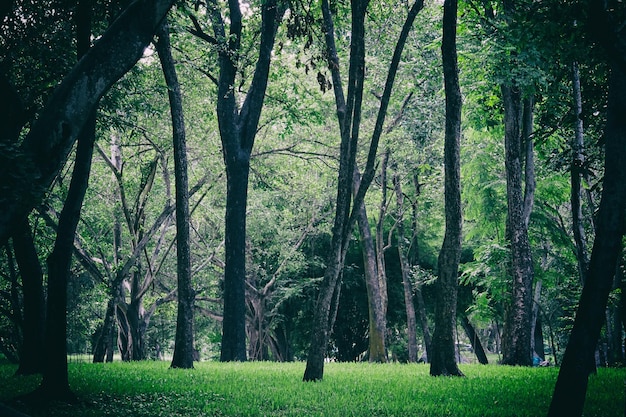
[0,360,623,417]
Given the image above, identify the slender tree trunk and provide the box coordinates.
[354,168,387,363]
[304,0,423,382]
[431,0,463,377]
[409,173,432,360]
[12,219,46,375]
[548,64,626,417]
[530,279,543,359]
[157,21,195,369]
[571,61,590,283]
[394,173,419,363]
[459,313,489,364]
[38,112,95,402]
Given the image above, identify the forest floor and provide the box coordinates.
[0,360,623,416]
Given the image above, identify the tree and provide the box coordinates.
[0,0,176,244]
[157,20,195,369]
[430,0,464,377]
[303,0,424,381]
[548,1,626,415]
[190,0,285,362]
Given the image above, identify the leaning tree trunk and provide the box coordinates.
[157,20,195,370]
[0,0,175,244]
[459,313,489,364]
[430,0,464,377]
[548,63,626,417]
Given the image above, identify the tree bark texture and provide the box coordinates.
[12,219,46,375]
[0,0,175,244]
[157,21,195,370]
[500,82,534,367]
[548,65,626,417]
[430,0,463,377]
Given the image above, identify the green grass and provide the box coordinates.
[0,361,623,416]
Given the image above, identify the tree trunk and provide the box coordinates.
[12,218,46,375]
[430,0,463,377]
[394,173,419,363]
[530,280,543,360]
[500,82,534,367]
[459,313,489,364]
[547,55,626,417]
[157,20,195,370]
[204,0,282,362]
[409,173,432,361]
[38,111,95,402]
[220,161,249,362]
[354,167,387,363]
[0,0,175,244]
[304,0,423,382]
[571,61,590,284]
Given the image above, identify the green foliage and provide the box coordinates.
[0,361,624,416]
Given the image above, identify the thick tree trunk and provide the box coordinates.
[220,161,249,362]
[157,21,195,369]
[548,65,626,417]
[430,0,463,377]
[0,0,175,244]
[12,219,46,375]
[205,0,282,362]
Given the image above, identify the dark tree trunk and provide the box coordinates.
[12,218,46,375]
[92,297,116,363]
[221,162,249,362]
[204,0,282,362]
[459,313,489,365]
[0,0,175,244]
[548,65,626,416]
[38,112,95,402]
[500,83,534,367]
[394,173,419,363]
[430,0,463,377]
[157,21,195,370]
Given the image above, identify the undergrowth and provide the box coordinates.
[0,361,623,416]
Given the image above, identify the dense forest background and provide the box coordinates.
[0,0,625,413]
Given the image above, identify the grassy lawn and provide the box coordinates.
[0,361,623,416]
